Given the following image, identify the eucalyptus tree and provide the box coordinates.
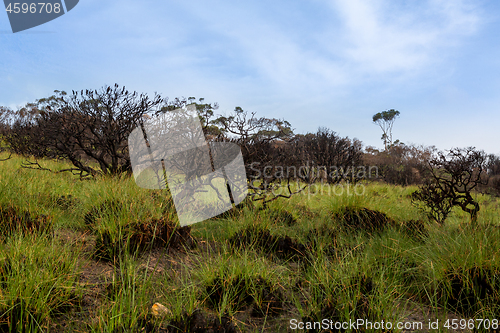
[372,109,400,150]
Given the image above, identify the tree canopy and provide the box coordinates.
[372,109,400,150]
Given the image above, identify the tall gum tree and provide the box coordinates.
[372,109,400,150]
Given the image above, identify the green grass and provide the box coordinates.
[1,151,500,332]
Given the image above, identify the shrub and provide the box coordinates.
[411,147,488,224]
[4,84,164,178]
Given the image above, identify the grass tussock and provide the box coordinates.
[1,152,500,332]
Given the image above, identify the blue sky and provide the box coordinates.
[1,0,499,154]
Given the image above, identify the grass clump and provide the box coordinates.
[334,206,394,234]
[83,199,123,227]
[0,204,53,239]
[399,219,428,241]
[269,208,297,226]
[302,271,377,329]
[90,255,159,332]
[438,265,500,317]
[304,224,339,258]
[94,217,195,262]
[165,309,237,333]
[205,273,285,317]
[0,234,81,332]
[229,225,309,263]
[212,197,256,221]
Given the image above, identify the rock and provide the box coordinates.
[151,302,170,317]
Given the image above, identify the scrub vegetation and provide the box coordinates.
[1,86,500,332]
[0,152,500,332]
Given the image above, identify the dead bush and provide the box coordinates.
[411,147,488,224]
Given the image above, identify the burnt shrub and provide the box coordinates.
[204,273,285,317]
[411,147,488,225]
[488,175,500,196]
[334,206,393,234]
[363,144,435,186]
[4,85,165,178]
[0,205,52,238]
[228,226,309,262]
[438,266,500,317]
[94,218,195,262]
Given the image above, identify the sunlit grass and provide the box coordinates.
[1,151,500,332]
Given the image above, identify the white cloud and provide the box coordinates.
[165,0,482,101]
[327,0,481,75]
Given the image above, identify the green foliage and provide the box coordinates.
[0,234,81,332]
[372,109,400,150]
[1,151,500,331]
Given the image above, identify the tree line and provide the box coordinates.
[0,84,499,219]
[0,85,363,206]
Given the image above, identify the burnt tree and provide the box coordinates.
[214,108,363,207]
[5,84,164,178]
[214,107,296,207]
[411,147,488,224]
